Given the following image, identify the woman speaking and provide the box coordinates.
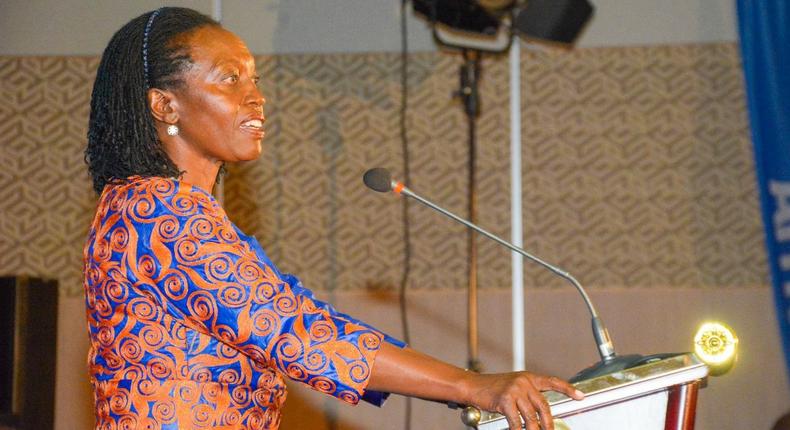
[83,7,582,430]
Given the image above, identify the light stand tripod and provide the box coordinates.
[455,49,484,372]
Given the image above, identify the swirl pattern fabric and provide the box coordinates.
[83,176,402,429]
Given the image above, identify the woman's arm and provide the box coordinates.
[367,343,584,430]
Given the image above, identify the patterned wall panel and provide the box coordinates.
[518,44,765,288]
[0,57,98,297]
[0,43,767,298]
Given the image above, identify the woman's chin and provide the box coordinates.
[236,140,263,161]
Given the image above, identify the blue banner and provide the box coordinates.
[737,1,790,384]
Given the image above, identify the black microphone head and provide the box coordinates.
[363,168,393,193]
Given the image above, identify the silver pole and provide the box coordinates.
[212,0,222,22]
[509,38,525,372]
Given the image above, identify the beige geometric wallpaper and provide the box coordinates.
[0,57,99,297]
[0,42,767,298]
[517,44,765,289]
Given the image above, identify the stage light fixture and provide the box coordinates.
[411,0,502,36]
[411,0,594,51]
[515,0,594,44]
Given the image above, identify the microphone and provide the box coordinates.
[363,167,648,382]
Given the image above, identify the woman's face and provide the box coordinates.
[168,26,265,167]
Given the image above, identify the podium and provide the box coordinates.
[471,353,708,430]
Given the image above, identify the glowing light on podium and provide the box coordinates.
[693,321,738,376]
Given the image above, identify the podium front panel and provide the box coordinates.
[560,390,668,430]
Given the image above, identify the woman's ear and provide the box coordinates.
[147,88,179,124]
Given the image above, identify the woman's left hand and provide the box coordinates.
[368,344,584,430]
[458,371,584,430]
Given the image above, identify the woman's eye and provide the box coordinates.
[223,74,239,84]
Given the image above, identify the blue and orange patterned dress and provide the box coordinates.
[83,176,402,429]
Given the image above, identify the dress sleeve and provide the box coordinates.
[119,179,403,405]
[278,273,406,405]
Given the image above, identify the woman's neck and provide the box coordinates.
[163,139,221,193]
[178,163,219,193]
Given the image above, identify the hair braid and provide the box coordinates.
[86,7,219,194]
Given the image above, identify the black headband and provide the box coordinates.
[142,8,162,88]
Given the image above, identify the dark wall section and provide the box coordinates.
[0,277,58,430]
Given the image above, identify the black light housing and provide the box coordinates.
[412,0,502,36]
[515,0,594,44]
[412,0,594,47]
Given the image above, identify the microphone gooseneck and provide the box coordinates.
[363,167,628,378]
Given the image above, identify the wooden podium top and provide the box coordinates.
[475,353,708,428]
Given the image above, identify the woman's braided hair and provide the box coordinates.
[85,7,219,194]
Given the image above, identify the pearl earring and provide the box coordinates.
[167,124,179,136]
